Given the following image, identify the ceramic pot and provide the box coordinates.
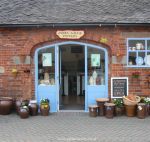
[136,43,142,50]
[40,105,50,116]
[96,98,109,116]
[137,103,146,119]
[89,105,98,117]
[125,105,136,117]
[145,104,150,116]
[0,97,13,115]
[22,100,29,106]
[15,100,22,114]
[115,106,125,116]
[29,101,38,116]
[19,107,29,119]
[104,103,115,119]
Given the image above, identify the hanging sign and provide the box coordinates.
[111,77,128,98]
[91,54,100,67]
[42,53,52,66]
[56,30,84,39]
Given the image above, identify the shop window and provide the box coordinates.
[127,38,150,67]
[38,47,55,85]
[87,47,105,85]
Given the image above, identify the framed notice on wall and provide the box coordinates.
[111,77,128,98]
[91,54,100,67]
[42,53,52,67]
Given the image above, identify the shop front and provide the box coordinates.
[35,41,108,112]
[0,26,150,113]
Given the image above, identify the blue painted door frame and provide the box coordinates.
[35,41,108,112]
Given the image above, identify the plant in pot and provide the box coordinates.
[40,98,50,116]
[112,98,124,116]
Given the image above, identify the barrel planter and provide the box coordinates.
[0,97,13,115]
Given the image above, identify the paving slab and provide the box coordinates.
[0,112,150,142]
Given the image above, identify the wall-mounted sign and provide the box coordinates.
[111,77,128,98]
[42,53,52,67]
[0,66,5,74]
[91,54,100,67]
[100,37,108,44]
[56,30,84,39]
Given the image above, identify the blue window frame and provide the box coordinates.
[127,38,150,67]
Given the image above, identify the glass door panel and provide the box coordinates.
[86,46,107,108]
[37,46,57,112]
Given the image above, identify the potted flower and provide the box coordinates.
[40,98,50,116]
[112,98,124,116]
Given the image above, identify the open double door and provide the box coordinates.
[35,41,108,112]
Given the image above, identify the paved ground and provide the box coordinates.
[0,112,150,142]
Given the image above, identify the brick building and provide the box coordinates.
[0,0,150,112]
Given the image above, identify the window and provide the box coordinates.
[38,47,55,85]
[87,47,105,85]
[127,38,150,67]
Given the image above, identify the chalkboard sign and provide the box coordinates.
[111,77,128,98]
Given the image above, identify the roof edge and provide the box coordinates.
[0,23,150,28]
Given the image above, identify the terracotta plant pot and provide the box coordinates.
[125,105,136,117]
[19,107,29,119]
[0,97,13,115]
[40,105,50,116]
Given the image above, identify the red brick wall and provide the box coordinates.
[0,26,150,100]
